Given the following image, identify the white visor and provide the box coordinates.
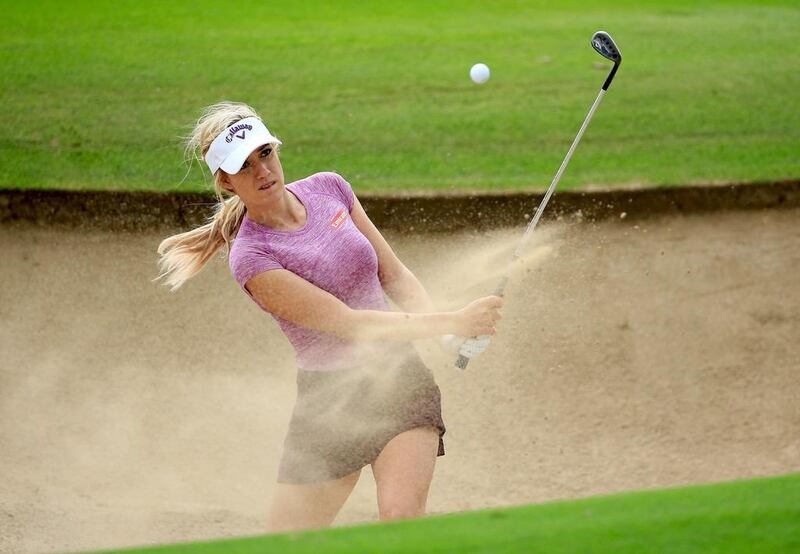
[204,116,282,175]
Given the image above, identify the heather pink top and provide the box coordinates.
[229,172,394,371]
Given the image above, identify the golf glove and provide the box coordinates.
[440,334,492,359]
[458,335,492,359]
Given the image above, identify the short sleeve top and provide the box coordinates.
[228,172,392,370]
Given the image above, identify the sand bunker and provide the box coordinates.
[1,208,798,553]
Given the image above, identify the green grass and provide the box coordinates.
[1,1,799,193]
[94,472,800,553]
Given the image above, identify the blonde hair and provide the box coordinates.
[154,101,278,291]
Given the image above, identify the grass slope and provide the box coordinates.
[97,473,800,554]
[1,1,799,193]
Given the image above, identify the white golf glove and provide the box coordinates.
[440,334,492,359]
[458,335,492,359]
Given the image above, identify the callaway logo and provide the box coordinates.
[330,208,348,229]
[224,123,253,143]
[593,38,614,58]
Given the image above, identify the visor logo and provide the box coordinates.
[225,123,253,143]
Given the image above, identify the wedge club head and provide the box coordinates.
[591,31,622,64]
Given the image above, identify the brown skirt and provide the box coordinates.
[277,348,445,484]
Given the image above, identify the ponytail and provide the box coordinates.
[154,101,264,290]
[154,193,247,290]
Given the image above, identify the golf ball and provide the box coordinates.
[470,63,490,84]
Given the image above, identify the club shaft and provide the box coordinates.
[455,88,607,370]
[503,88,606,292]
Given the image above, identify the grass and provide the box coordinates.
[93,472,800,553]
[1,1,799,193]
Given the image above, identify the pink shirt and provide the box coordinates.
[229,172,394,371]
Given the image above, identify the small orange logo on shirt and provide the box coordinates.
[331,208,348,229]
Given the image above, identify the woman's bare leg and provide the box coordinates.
[269,469,361,532]
[371,426,440,521]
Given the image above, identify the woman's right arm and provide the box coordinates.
[244,269,502,342]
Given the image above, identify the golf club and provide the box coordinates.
[455,30,622,370]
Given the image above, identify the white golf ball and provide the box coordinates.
[470,63,490,84]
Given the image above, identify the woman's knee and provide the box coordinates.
[268,470,361,532]
[378,497,427,521]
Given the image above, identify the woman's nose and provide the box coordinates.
[254,160,271,178]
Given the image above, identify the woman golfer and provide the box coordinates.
[156,101,502,532]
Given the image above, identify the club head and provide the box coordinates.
[591,31,622,64]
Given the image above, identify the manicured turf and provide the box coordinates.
[94,472,800,554]
[2,1,799,193]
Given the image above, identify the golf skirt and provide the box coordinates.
[277,347,446,484]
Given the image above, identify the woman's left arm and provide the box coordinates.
[350,196,436,313]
